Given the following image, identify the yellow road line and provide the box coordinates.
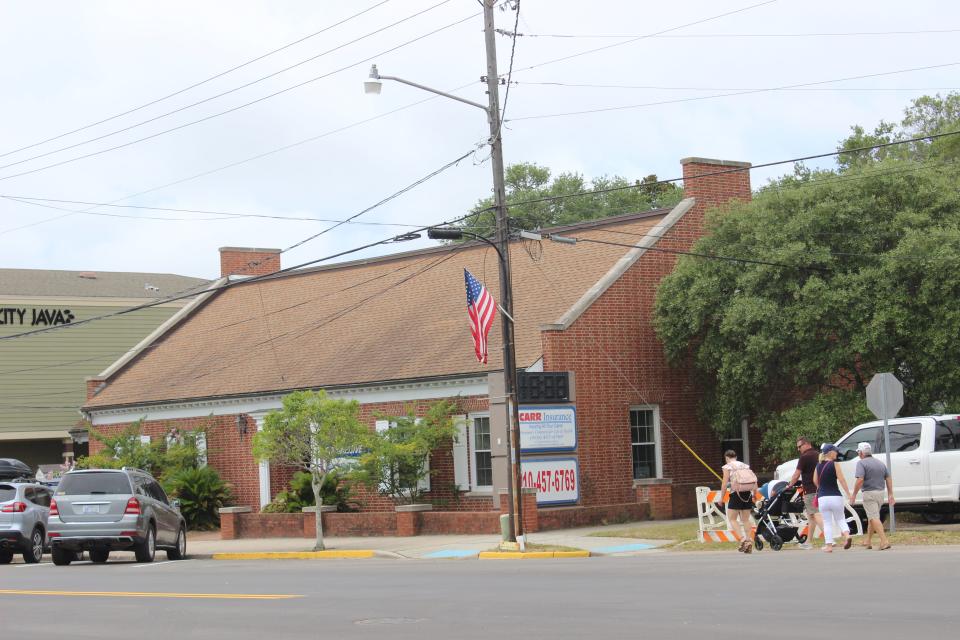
[213,550,375,560]
[0,589,301,600]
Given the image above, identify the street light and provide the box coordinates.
[365,2,524,544]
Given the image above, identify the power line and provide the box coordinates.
[280,145,481,254]
[501,27,960,39]
[500,130,960,210]
[509,61,960,121]
[0,0,396,160]
[508,0,779,75]
[0,1,454,172]
[0,9,481,183]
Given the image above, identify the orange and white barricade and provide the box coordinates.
[695,486,762,543]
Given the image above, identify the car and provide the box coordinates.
[775,415,960,524]
[47,467,187,565]
[0,481,52,564]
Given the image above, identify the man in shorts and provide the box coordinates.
[850,441,894,550]
[789,436,822,549]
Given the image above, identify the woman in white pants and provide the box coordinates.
[814,443,853,552]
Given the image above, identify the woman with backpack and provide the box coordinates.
[720,450,758,554]
[813,443,853,553]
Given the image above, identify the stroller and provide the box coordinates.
[752,480,807,551]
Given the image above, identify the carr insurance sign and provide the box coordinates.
[518,405,577,452]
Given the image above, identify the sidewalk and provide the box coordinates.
[188,521,676,559]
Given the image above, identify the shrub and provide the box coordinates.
[262,470,358,513]
[165,467,232,530]
[75,421,207,487]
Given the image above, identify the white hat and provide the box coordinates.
[856,442,873,455]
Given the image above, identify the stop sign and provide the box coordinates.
[866,373,904,420]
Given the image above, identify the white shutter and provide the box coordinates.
[375,420,391,492]
[452,415,469,491]
[196,432,208,468]
[415,418,430,492]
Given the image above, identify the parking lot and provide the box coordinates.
[4,547,958,639]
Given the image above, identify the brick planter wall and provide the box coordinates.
[537,503,650,530]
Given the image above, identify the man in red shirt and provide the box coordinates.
[789,436,823,549]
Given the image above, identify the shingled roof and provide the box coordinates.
[84,208,677,409]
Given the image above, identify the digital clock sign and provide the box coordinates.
[517,372,571,403]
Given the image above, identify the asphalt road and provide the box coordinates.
[3,548,955,639]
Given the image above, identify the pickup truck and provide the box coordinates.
[774,415,960,524]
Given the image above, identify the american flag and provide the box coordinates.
[464,269,496,364]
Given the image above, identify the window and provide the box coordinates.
[837,426,880,461]
[631,407,660,480]
[57,472,132,496]
[472,416,492,488]
[935,420,960,451]
[149,481,169,505]
[875,423,922,453]
[30,488,50,507]
[720,419,749,466]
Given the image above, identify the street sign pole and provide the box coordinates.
[867,372,903,534]
[880,380,895,533]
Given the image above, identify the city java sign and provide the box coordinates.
[521,458,579,506]
[518,406,576,452]
[0,307,75,327]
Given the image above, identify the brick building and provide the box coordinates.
[82,157,755,530]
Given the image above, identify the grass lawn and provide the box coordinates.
[589,519,960,551]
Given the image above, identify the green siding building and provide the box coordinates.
[0,268,209,471]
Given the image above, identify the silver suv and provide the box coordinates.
[48,468,187,565]
[0,482,52,564]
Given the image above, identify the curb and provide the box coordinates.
[212,550,376,560]
[478,550,590,559]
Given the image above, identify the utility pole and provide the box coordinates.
[482,0,523,543]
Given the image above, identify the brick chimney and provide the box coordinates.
[218,247,281,278]
[680,157,752,214]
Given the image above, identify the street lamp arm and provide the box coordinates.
[458,230,505,263]
[375,73,489,113]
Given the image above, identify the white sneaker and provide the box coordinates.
[798,542,813,550]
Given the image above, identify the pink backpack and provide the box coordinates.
[730,462,758,493]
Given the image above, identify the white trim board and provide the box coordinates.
[87,376,489,426]
[541,198,695,332]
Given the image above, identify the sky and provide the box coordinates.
[1,0,957,281]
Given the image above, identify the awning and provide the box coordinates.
[0,430,71,441]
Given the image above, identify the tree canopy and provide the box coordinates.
[457,163,684,237]
[653,93,960,462]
